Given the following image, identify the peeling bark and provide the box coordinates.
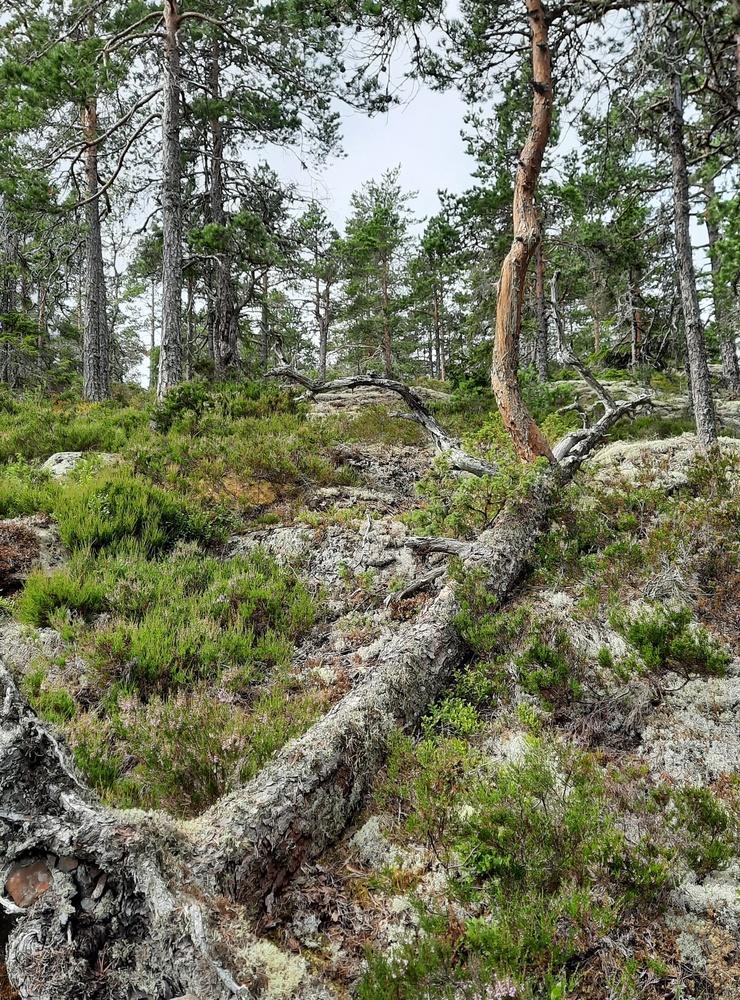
[490,0,554,464]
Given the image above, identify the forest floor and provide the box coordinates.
[0,371,738,999]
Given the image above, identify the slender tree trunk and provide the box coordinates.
[668,64,718,449]
[534,242,549,381]
[381,255,392,376]
[81,97,110,402]
[149,279,157,392]
[628,269,644,369]
[433,283,446,381]
[491,0,554,463]
[260,269,270,367]
[209,34,239,377]
[157,0,184,399]
[704,176,740,396]
[316,276,330,382]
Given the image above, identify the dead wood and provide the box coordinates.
[266,365,500,477]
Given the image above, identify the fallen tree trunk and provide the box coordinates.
[266,365,500,477]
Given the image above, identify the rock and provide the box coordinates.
[41,451,121,478]
[0,515,65,592]
[56,856,78,873]
[639,659,740,786]
[5,860,52,908]
[589,434,740,490]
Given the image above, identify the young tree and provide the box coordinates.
[339,168,414,377]
[298,202,341,381]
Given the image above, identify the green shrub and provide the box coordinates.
[71,682,323,816]
[670,786,737,876]
[83,545,316,695]
[0,461,57,518]
[55,469,218,556]
[16,565,106,627]
[613,605,729,678]
[23,668,78,725]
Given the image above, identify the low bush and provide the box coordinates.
[0,461,57,518]
[16,563,106,627]
[613,605,729,678]
[54,469,219,556]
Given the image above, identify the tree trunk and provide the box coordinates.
[628,269,643,369]
[668,65,718,449]
[704,176,740,396]
[149,278,157,391]
[316,276,330,382]
[381,255,392,377]
[81,97,110,403]
[534,242,549,381]
[210,34,239,378]
[490,0,554,463]
[260,270,270,367]
[157,0,184,399]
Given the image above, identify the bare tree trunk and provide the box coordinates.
[668,64,718,449]
[260,269,270,367]
[704,176,740,396]
[82,97,110,402]
[535,242,549,381]
[491,0,554,463]
[628,269,643,370]
[157,0,184,399]
[149,278,157,391]
[316,276,331,382]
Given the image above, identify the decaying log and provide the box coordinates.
[266,365,500,478]
[1,469,559,998]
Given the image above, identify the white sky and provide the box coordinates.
[266,81,477,230]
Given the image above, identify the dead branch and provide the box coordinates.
[266,365,500,478]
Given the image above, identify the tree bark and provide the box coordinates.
[157,0,184,399]
[628,269,644,370]
[260,269,270,368]
[209,34,240,378]
[381,254,392,377]
[704,176,740,396]
[82,96,111,403]
[534,242,549,381]
[490,0,554,463]
[668,64,718,449]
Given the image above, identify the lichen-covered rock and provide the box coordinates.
[639,659,740,786]
[41,451,121,478]
[589,433,740,489]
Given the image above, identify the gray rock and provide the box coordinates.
[41,451,121,478]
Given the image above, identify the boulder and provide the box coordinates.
[41,451,121,478]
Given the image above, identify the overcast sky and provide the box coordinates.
[267,78,478,231]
